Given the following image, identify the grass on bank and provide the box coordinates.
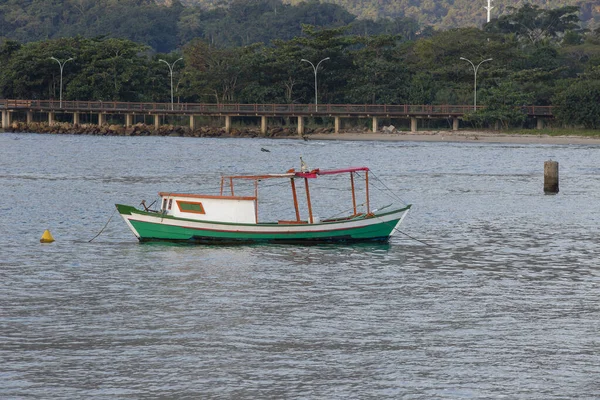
[502,128,600,137]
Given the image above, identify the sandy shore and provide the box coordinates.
[307,130,600,145]
[5,122,600,145]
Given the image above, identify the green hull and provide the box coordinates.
[116,203,410,244]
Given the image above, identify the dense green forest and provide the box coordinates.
[0,2,599,128]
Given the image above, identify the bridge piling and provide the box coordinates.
[334,116,340,134]
[189,115,195,130]
[2,110,11,128]
[261,116,267,135]
[297,116,304,135]
[453,117,459,131]
[225,115,231,134]
[48,112,55,126]
[372,117,378,133]
[411,117,417,132]
[125,114,133,128]
[73,112,80,125]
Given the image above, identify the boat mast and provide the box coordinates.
[254,179,259,222]
[304,177,314,224]
[350,172,357,215]
[290,178,301,222]
[365,170,370,214]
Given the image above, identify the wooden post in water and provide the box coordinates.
[544,160,559,194]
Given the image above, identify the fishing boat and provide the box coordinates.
[115,165,411,244]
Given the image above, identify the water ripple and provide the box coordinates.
[1,133,600,398]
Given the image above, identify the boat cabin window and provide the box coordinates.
[168,199,172,210]
[162,198,168,210]
[177,200,205,214]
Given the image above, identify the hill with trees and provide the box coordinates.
[0,0,388,51]
[1,0,598,54]
[179,0,600,30]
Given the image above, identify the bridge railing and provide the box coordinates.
[0,99,555,117]
[526,106,553,116]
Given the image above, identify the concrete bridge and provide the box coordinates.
[0,99,555,133]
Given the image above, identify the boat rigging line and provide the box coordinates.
[360,170,409,205]
[364,174,429,245]
[324,202,366,220]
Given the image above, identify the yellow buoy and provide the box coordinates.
[40,229,55,243]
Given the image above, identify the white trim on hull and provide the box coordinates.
[120,207,410,236]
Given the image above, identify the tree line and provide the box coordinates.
[1,4,599,128]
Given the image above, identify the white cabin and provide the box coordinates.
[159,192,257,224]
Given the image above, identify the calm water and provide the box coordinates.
[1,133,599,399]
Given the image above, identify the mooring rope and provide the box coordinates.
[392,226,432,247]
[373,214,432,247]
[88,207,117,243]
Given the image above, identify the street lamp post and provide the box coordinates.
[460,57,492,111]
[159,57,183,111]
[301,57,330,111]
[50,57,74,108]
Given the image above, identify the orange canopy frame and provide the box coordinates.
[219,167,370,223]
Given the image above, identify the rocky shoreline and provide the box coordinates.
[5,121,600,145]
[4,121,334,138]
